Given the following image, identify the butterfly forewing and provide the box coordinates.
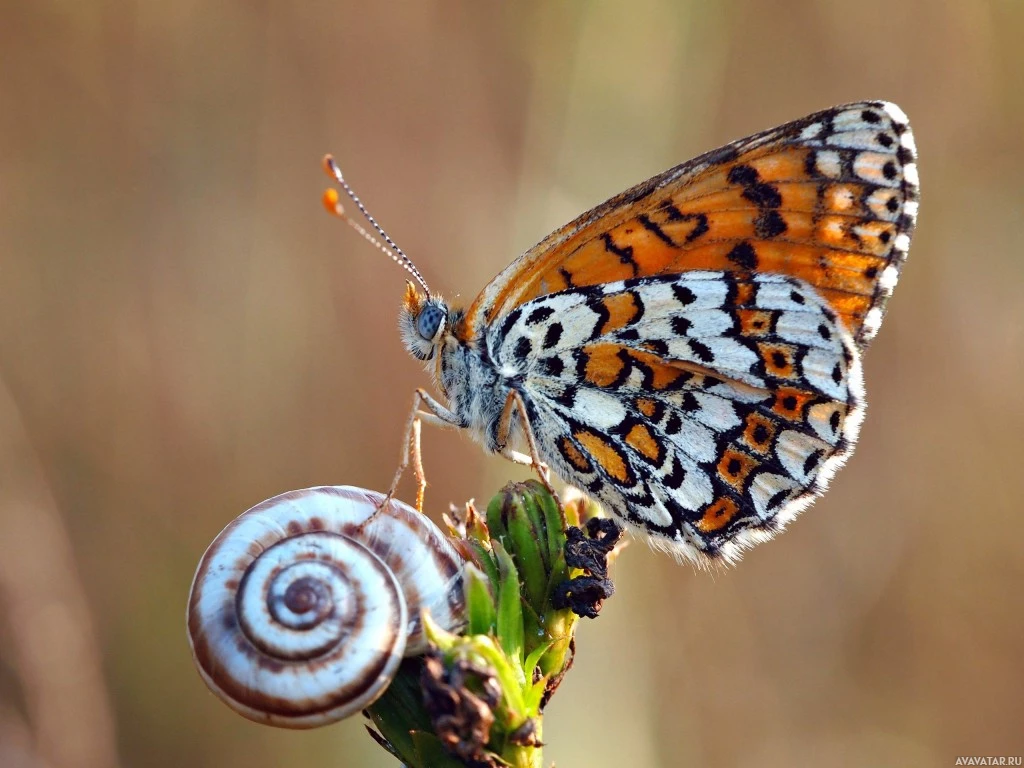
[465,101,918,353]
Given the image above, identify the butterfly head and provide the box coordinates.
[399,281,448,361]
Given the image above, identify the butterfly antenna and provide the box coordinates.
[321,155,432,298]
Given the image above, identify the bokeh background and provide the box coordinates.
[2,1,1023,766]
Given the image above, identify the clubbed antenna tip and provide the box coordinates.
[321,155,432,297]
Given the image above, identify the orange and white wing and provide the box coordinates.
[488,271,863,564]
[461,101,918,353]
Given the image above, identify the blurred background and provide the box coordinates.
[1,1,1022,766]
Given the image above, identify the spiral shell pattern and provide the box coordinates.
[187,486,466,728]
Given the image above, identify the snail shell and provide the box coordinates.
[186,486,466,729]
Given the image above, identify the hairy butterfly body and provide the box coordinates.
[324,101,918,565]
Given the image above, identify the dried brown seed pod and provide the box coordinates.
[186,486,466,728]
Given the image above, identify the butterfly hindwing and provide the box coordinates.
[488,271,863,563]
[464,101,917,354]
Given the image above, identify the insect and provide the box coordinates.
[322,101,918,565]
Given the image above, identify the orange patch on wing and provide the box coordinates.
[627,348,689,390]
[559,437,592,473]
[848,220,896,256]
[737,308,773,336]
[600,291,642,335]
[636,398,659,418]
[771,388,816,419]
[697,496,741,533]
[717,447,759,491]
[557,246,639,287]
[733,281,756,307]
[741,415,770,456]
[575,430,630,484]
[582,344,627,388]
[535,268,572,298]
[759,342,797,379]
[701,209,760,242]
[742,412,777,453]
[776,180,826,211]
[824,183,862,214]
[747,148,813,183]
[625,423,662,463]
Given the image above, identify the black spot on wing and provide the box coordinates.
[672,283,697,305]
[540,356,564,378]
[743,183,782,209]
[551,384,577,408]
[727,165,759,186]
[671,316,691,336]
[679,392,700,412]
[661,454,686,489]
[543,323,563,350]
[600,233,638,275]
[727,164,782,208]
[688,340,714,364]
[802,449,822,476]
[664,411,682,435]
[496,307,523,345]
[659,204,710,243]
[637,213,676,247]
[765,487,791,511]
[526,306,555,325]
[727,242,758,270]
[754,210,787,239]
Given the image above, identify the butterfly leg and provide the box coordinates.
[384,388,464,514]
[495,390,556,495]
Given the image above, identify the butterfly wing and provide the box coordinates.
[463,101,918,353]
[488,271,862,563]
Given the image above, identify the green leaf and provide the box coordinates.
[464,563,497,636]
[519,487,551,573]
[492,541,525,672]
[502,493,549,613]
[535,483,567,567]
[523,639,555,682]
[463,538,501,586]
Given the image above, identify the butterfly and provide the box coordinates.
[322,101,918,565]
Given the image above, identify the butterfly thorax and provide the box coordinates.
[436,331,517,453]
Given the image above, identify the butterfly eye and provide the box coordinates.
[416,305,445,342]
